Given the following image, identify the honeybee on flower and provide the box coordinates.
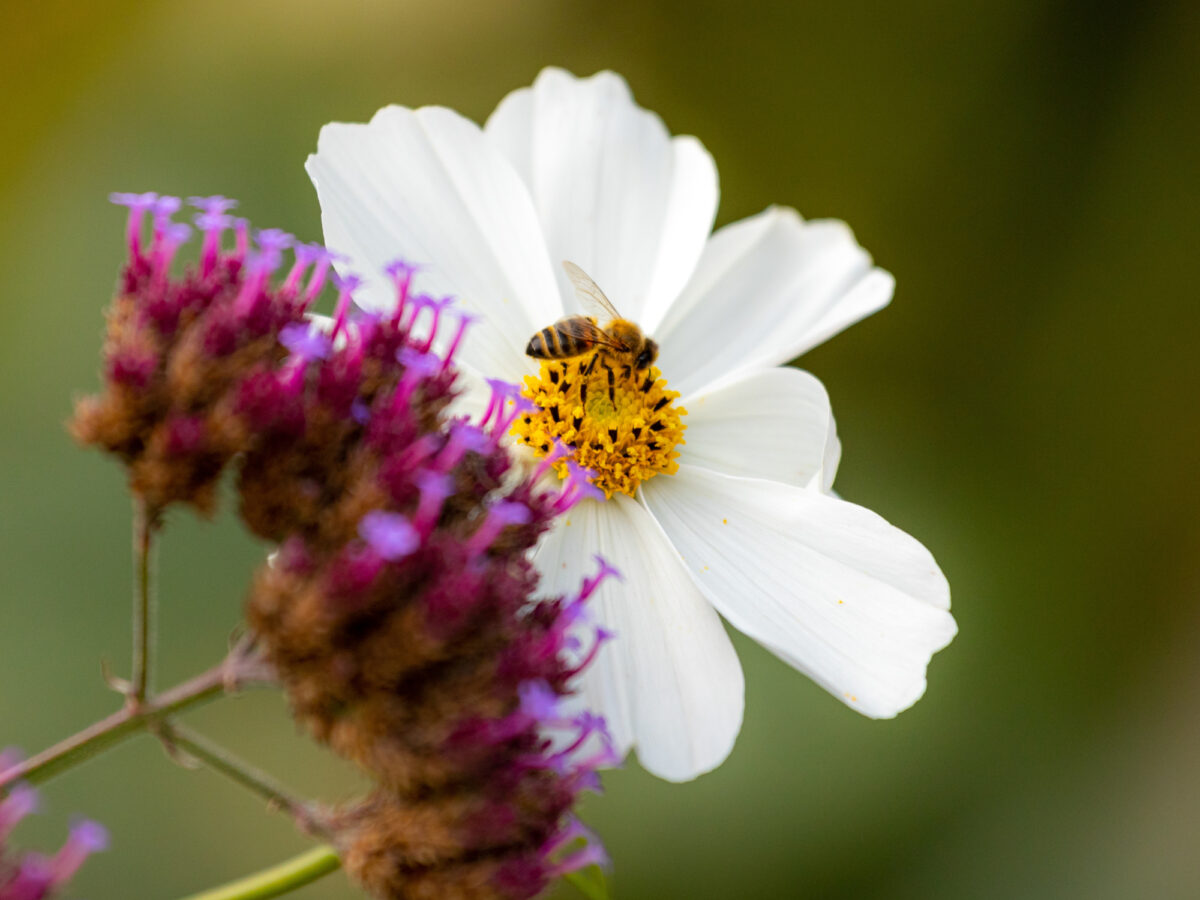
[526,261,659,374]
[307,67,957,782]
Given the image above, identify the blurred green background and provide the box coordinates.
[3,0,1198,897]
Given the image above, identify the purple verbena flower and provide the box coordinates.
[77,198,621,899]
[0,755,107,900]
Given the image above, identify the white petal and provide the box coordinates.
[483,82,535,190]
[306,105,561,377]
[534,494,745,781]
[817,409,842,493]
[679,367,833,488]
[655,206,894,399]
[485,68,718,328]
[642,466,955,718]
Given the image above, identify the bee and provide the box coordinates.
[525,261,659,372]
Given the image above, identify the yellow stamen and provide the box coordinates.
[512,357,687,498]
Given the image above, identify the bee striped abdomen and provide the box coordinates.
[526,325,562,359]
[525,316,597,360]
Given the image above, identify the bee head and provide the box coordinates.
[636,338,659,369]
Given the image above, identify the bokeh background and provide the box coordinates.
[3,0,1199,897]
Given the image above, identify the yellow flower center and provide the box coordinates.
[512,356,687,498]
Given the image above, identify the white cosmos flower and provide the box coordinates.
[306,67,957,782]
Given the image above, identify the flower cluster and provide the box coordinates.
[0,750,108,900]
[323,562,619,900]
[74,196,616,898]
[71,193,326,515]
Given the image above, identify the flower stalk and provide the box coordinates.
[562,870,609,900]
[161,724,330,840]
[0,652,270,791]
[131,496,157,705]
[175,845,341,900]
[175,851,607,900]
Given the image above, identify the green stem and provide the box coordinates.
[163,724,330,839]
[175,845,341,900]
[564,869,610,900]
[131,497,156,705]
[0,654,268,790]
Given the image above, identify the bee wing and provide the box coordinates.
[557,315,629,350]
[562,260,623,321]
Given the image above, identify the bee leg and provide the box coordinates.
[582,353,598,377]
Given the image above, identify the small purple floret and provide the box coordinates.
[233,217,250,259]
[0,784,39,841]
[255,228,293,253]
[413,469,455,536]
[358,511,420,561]
[452,423,490,454]
[533,440,571,480]
[46,818,110,887]
[66,818,110,854]
[396,347,440,378]
[384,259,421,311]
[351,398,371,425]
[541,819,589,855]
[433,421,491,472]
[332,271,362,295]
[278,322,333,361]
[484,378,519,398]
[552,462,606,511]
[518,680,561,722]
[575,482,606,505]
[292,242,324,266]
[577,554,622,602]
[151,194,182,224]
[251,231,291,276]
[482,379,536,436]
[442,310,479,368]
[195,209,234,232]
[282,242,322,295]
[591,554,622,582]
[384,258,421,281]
[187,195,237,215]
[573,711,607,738]
[552,841,609,876]
[497,397,537,437]
[155,222,192,272]
[302,246,347,304]
[109,191,158,210]
[490,500,533,528]
[409,294,453,351]
[416,470,455,504]
[5,854,54,897]
[465,500,533,556]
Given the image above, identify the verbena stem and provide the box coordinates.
[564,869,610,900]
[163,724,331,839]
[175,845,341,900]
[131,497,156,704]
[176,850,604,900]
[0,654,269,790]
